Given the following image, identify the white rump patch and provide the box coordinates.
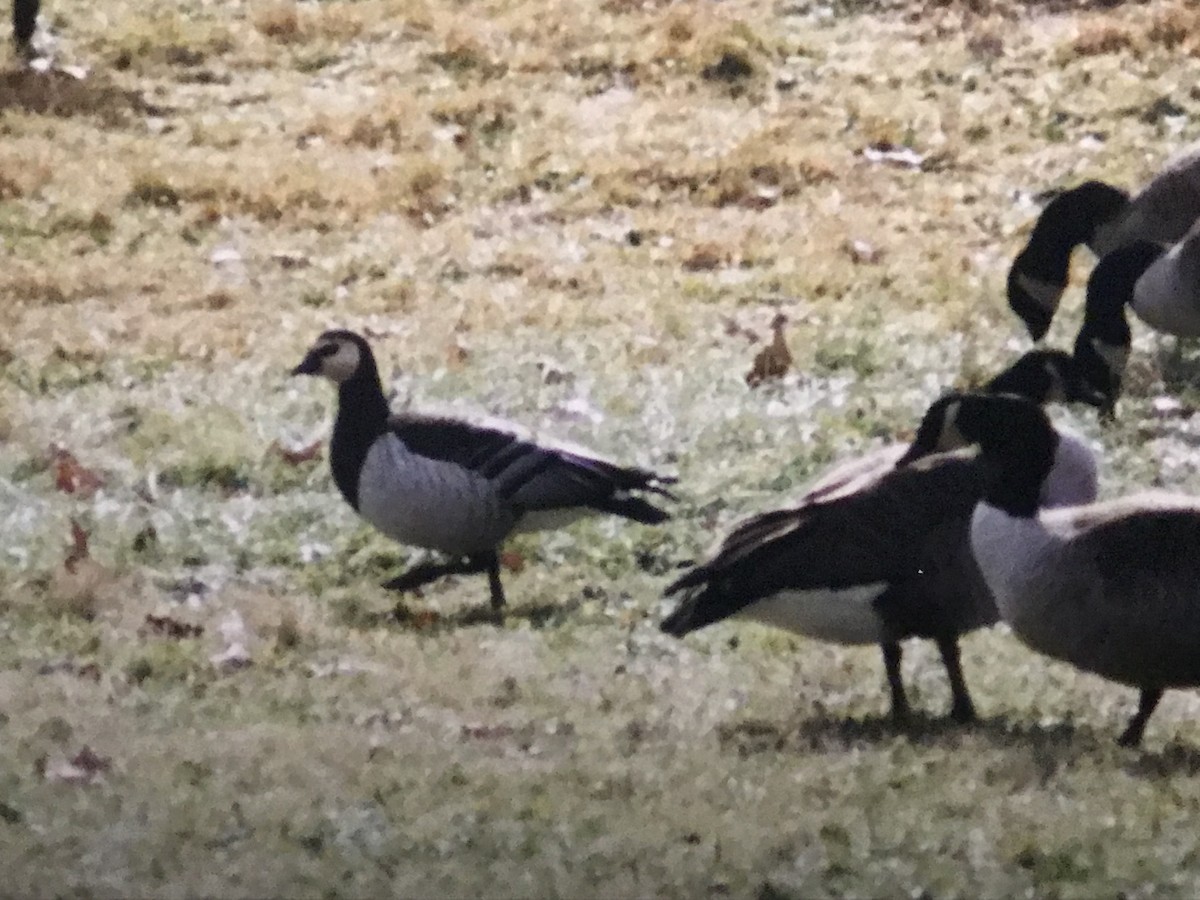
[737,583,888,645]
[1014,271,1064,314]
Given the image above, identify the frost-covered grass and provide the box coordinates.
[5,0,1200,895]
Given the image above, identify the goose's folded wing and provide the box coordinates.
[391,412,674,511]
[1053,502,1200,684]
[667,456,982,602]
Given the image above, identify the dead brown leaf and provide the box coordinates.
[51,445,105,497]
[682,243,727,272]
[500,550,526,573]
[270,438,323,465]
[64,519,90,574]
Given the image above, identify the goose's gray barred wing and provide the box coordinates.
[390,412,675,515]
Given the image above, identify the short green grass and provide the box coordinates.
[5,0,1200,895]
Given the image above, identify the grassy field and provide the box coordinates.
[5,0,1200,895]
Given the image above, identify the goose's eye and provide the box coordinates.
[318,344,339,357]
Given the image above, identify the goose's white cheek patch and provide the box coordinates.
[737,584,888,645]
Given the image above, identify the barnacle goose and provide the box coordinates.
[660,350,1100,724]
[905,392,1200,747]
[293,329,676,612]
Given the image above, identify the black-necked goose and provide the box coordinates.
[292,329,676,612]
[1008,143,1200,340]
[903,392,1200,747]
[13,0,37,52]
[660,350,1100,724]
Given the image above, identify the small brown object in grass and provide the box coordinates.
[745,314,793,387]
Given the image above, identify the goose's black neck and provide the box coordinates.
[984,349,1066,404]
[1083,241,1162,334]
[330,359,391,510]
[1021,182,1128,275]
[956,394,1060,518]
[980,430,1058,518]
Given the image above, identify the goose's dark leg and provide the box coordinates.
[13,0,37,52]
[382,560,461,593]
[935,636,977,723]
[881,642,910,724]
[1117,687,1163,748]
[482,551,506,610]
[384,554,505,615]
[383,556,490,592]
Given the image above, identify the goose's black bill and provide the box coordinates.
[291,350,324,376]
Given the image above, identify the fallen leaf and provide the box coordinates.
[445,334,470,369]
[270,438,323,465]
[140,614,205,640]
[408,609,442,630]
[683,243,726,272]
[64,519,89,573]
[500,550,526,573]
[51,445,105,497]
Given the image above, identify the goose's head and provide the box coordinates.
[899,393,1097,512]
[897,393,974,466]
[292,330,374,385]
[1071,241,1162,418]
[984,348,1108,410]
[897,391,1053,468]
[1007,180,1130,341]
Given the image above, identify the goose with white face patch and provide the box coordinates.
[292,330,677,614]
[910,392,1200,747]
[1007,143,1200,340]
[660,350,1101,725]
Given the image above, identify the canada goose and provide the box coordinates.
[660,350,1100,724]
[292,329,676,612]
[1070,231,1200,414]
[13,0,37,52]
[1008,143,1200,340]
[903,392,1200,747]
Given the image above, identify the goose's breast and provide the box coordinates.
[356,437,515,554]
[1133,253,1200,336]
